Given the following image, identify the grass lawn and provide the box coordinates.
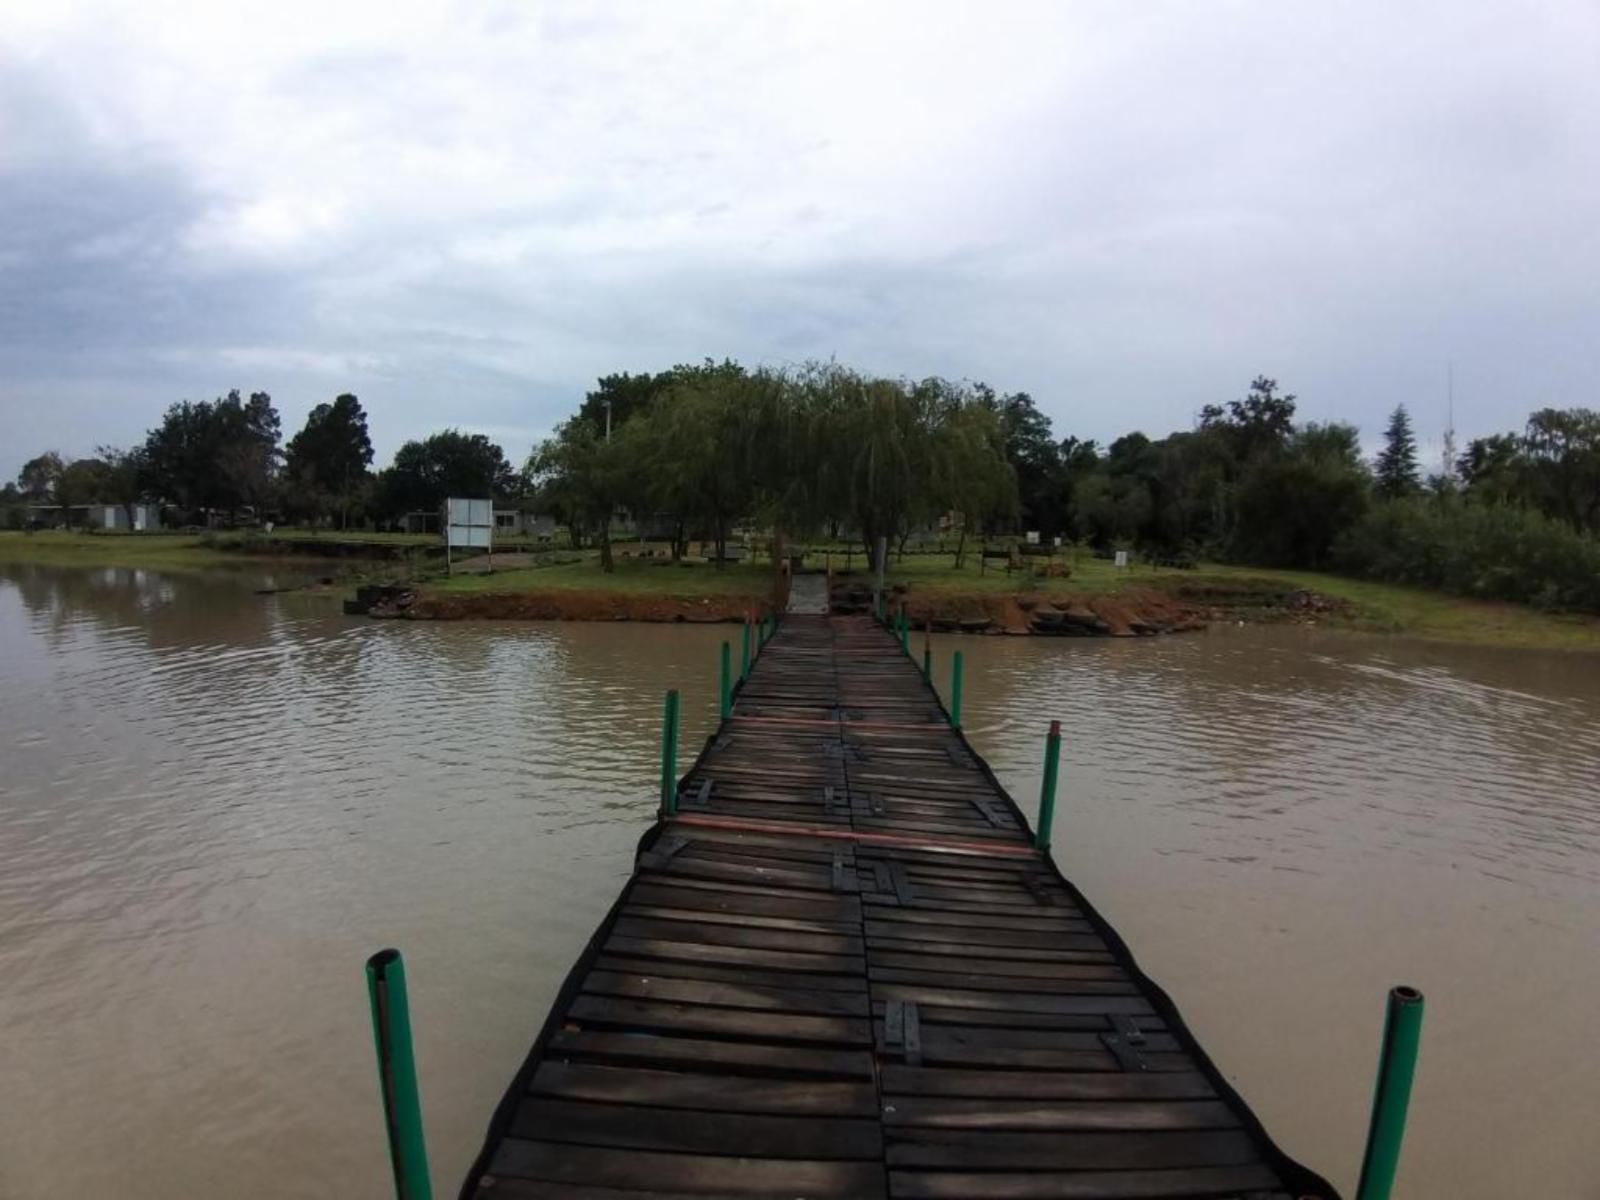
[426,555,775,596]
[845,550,1600,651]
[0,531,239,569]
[872,552,1138,595]
[1186,563,1600,651]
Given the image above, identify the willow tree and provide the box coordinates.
[931,397,1017,566]
[624,370,771,567]
[798,365,934,570]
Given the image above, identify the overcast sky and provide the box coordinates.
[2,1,1597,481]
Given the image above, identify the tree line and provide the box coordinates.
[6,365,1599,610]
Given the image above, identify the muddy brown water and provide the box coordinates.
[1,564,1596,1199]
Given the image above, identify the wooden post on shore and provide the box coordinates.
[922,622,932,679]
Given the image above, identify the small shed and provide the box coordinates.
[84,504,161,531]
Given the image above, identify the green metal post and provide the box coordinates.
[922,624,932,679]
[365,949,433,1200]
[660,689,681,815]
[1355,986,1426,1200]
[950,650,964,729]
[719,641,732,720]
[740,617,751,679]
[1036,720,1061,851]
[899,608,910,653]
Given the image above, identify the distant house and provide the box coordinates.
[494,510,556,538]
[400,511,441,535]
[24,503,160,531]
[86,503,161,531]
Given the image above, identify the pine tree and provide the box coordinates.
[1375,404,1421,499]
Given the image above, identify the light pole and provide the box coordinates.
[603,399,612,442]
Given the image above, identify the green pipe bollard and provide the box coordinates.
[660,688,681,814]
[1036,720,1061,851]
[922,645,932,679]
[365,949,433,1200]
[740,618,751,679]
[949,650,964,729]
[1355,986,1426,1200]
[899,609,910,653]
[719,641,732,720]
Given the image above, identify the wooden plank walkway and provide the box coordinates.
[459,614,1336,1199]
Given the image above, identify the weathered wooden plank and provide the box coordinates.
[571,996,872,1045]
[606,935,864,975]
[887,1163,1280,1199]
[530,1062,879,1115]
[582,969,870,1016]
[546,1030,876,1079]
[884,1128,1257,1170]
[510,1098,883,1159]
[873,983,1148,1014]
[489,1140,886,1197]
[882,1097,1239,1131]
[593,954,867,994]
[879,1066,1215,1100]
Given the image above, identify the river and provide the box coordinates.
[0,564,1596,1198]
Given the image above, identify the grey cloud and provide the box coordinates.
[1,2,1597,480]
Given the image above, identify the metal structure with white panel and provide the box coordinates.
[445,497,494,572]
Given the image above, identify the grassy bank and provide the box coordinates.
[0,531,241,570]
[7,532,1596,649]
[426,557,775,597]
[1184,564,1600,651]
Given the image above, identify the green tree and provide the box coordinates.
[1233,422,1371,567]
[284,394,375,528]
[529,418,627,569]
[377,430,516,518]
[1456,433,1526,504]
[1374,404,1421,499]
[1521,407,1600,532]
[17,452,65,501]
[143,390,281,516]
[930,397,1016,566]
[980,388,1064,537]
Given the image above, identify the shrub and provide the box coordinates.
[1333,498,1600,612]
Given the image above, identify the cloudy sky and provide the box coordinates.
[2,0,1596,481]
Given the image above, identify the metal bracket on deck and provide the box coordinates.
[830,851,858,892]
[823,785,847,814]
[871,862,894,897]
[884,1000,922,1065]
[685,779,712,808]
[639,835,689,870]
[1110,1013,1146,1045]
[1100,1029,1149,1072]
[888,862,916,906]
[1023,875,1059,907]
[969,797,1007,828]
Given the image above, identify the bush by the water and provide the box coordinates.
[1333,498,1600,612]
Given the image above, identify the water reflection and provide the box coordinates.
[1,566,1597,1198]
